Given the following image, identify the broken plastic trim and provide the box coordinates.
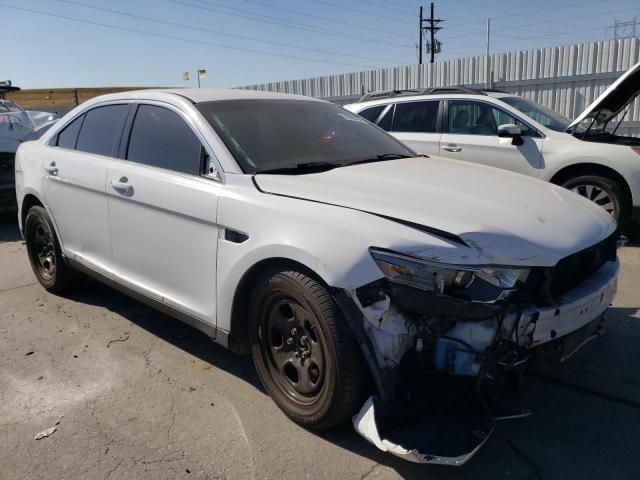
[353,397,494,466]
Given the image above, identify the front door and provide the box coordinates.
[107,103,220,324]
[439,100,544,177]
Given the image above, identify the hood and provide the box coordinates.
[567,60,640,132]
[25,110,59,131]
[253,157,616,267]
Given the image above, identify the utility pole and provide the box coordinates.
[428,3,440,63]
[485,18,491,89]
[418,6,423,64]
[418,3,442,64]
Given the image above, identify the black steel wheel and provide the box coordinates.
[24,206,83,293]
[249,268,368,430]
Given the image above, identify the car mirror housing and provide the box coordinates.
[498,123,524,146]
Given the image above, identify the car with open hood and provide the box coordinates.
[344,61,640,237]
[1,82,58,212]
[14,89,619,465]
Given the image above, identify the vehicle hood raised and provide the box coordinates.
[253,157,616,267]
[567,60,640,131]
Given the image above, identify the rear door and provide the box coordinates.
[42,104,129,274]
[388,100,442,156]
[107,102,221,324]
[439,99,544,177]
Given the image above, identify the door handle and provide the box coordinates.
[111,177,133,195]
[45,162,58,175]
[442,145,462,153]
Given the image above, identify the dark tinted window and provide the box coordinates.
[392,101,439,132]
[127,105,203,175]
[56,114,84,149]
[377,106,393,131]
[196,100,412,173]
[359,105,385,123]
[76,105,128,156]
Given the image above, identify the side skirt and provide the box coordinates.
[67,258,230,349]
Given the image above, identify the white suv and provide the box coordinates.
[345,61,640,235]
[15,89,618,465]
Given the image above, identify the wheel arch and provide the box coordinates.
[228,257,330,354]
[20,193,45,235]
[549,162,633,210]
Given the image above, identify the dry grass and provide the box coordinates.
[6,87,165,109]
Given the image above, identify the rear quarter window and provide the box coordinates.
[75,105,128,157]
[55,114,84,149]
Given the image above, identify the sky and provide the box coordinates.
[2,0,639,89]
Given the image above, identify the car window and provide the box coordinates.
[392,101,439,133]
[197,99,412,173]
[448,100,534,136]
[500,96,571,132]
[376,105,393,131]
[358,105,385,123]
[76,105,128,157]
[56,114,84,149]
[126,105,203,175]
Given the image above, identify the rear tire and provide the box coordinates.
[562,175,629,226]
[249,268,368,430]
[24,206,83,293]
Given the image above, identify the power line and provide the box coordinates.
[0,3,386,70]
[310,0,414,24]
[444,0,601,25]
[350,0,417,15]
[606,16,640,39]
[193,0,412,37]
[446,4,640,41]
[53,0,404,64]
[172,0,411,48]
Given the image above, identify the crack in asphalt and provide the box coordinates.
[528,372,640,409]
[0,282,37,294]
[360,462,381,479]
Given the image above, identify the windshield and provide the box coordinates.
[196,99,414,173]
[0,100,23,113]
[500,96,572,132]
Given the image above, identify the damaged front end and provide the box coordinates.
[336,237,618,465]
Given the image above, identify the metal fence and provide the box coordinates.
[239,37,640,136]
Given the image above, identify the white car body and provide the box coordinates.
[344,61,640,225]
[15,89,619,465]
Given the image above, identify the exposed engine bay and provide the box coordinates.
[337,233,619,465]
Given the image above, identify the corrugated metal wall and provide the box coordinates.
[239,38,640,135]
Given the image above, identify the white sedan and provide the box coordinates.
[15,89,619,465]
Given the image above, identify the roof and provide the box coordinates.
[346,88,515,110]
[94,88,321,104]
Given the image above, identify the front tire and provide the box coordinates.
[562,175,629,225]
[249,268,368,430]
[24,206,83,293]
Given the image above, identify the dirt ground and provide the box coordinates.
[1,212,639,480]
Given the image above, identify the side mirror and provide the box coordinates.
[498,123,524,146]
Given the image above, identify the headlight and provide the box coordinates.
[370,248,529,303]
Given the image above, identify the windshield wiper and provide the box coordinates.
[253,162,341,175]
[345,153,413,167]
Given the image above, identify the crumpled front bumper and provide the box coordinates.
[504,260,618,349]
[353,397,493,465]
[346,260,619,466]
